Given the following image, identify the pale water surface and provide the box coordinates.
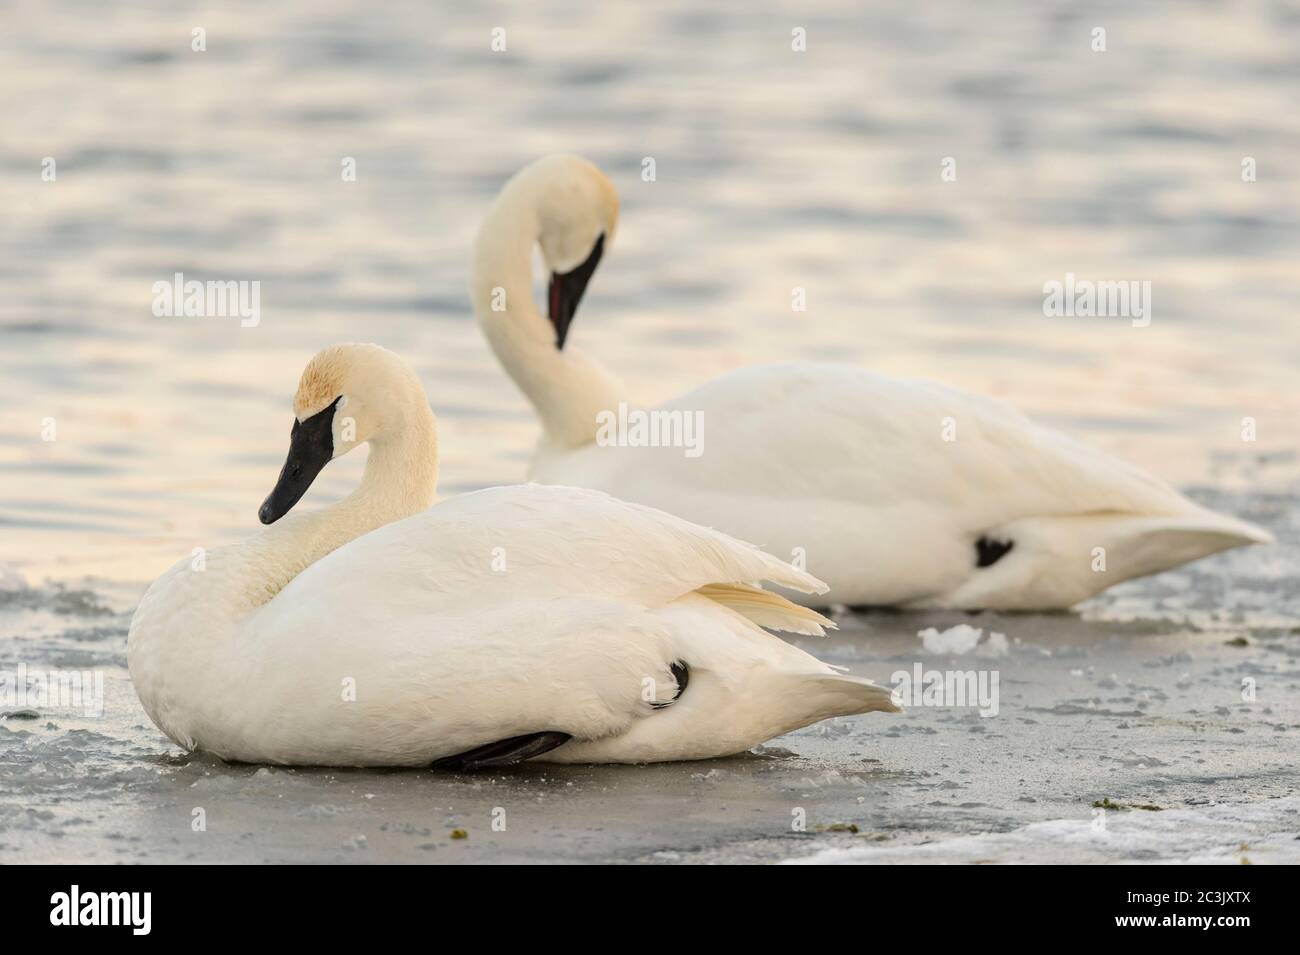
[1,1,1297,863]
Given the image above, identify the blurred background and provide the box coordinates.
[2,0,1298,586]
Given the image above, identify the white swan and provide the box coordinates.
[470,155,1273,611]
[127,343,897,768]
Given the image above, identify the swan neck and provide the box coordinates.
[354,406,439,521]
[472,189,625,451]
[248,403,438,609]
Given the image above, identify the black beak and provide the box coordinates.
[258,397,340,525]
[547,233,604,350]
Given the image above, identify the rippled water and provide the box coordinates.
[1,2,1298,863]
[2,0,1298,585]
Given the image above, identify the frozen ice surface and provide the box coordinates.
[789,797,1300,865]
[1,491,1295,864]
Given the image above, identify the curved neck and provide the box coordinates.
[243,404,438,610]
[127,386,439,748]
[471,188,625,453]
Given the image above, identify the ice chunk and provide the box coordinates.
[918,625,1008,657]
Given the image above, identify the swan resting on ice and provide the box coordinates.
[470,154,1272,611]
[127,343,898,769]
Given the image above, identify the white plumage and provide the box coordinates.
[472,155,1272,610]
[127,344,897,768]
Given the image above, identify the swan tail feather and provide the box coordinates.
[799,672,902,717]
[940,506,1273,609]
[696,583,835,636]
[1098,508,1272,574]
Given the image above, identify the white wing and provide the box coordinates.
[207,484,897,766]
[279,482,828,619]
[531,363,1269,608]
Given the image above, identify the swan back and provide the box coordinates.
[530,363,1271,608]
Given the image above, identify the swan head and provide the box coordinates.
[258,343,429,524]
[488,154,619,350]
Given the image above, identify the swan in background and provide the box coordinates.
[127,343,897,769]
[470,154,1272,611]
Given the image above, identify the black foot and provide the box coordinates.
[431,731,573,772]
[975,536,1014,567]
